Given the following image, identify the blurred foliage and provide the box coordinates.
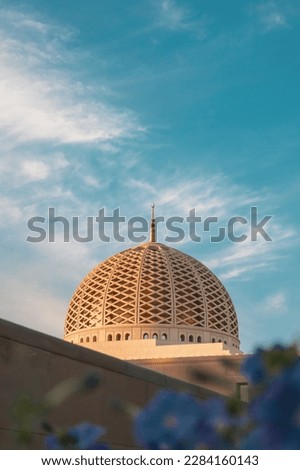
[13,372,103,449]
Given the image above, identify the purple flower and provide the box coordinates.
[241,424,300,450]
[249,358,300,422]
[242,344,299,387]
[241,349,266,385]
[242,356,300,449]
[134,390,228,450]
[45,422,109,450]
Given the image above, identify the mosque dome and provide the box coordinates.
[64,240,240,349]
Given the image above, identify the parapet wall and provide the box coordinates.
[69,337,239,360]
[0,318,217,450]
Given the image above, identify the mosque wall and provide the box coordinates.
[133,355,247,398]
[0,318,223,450]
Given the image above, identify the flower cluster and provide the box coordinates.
[241,344,300,449]
[133,390,245,449]
[45,422,109,450]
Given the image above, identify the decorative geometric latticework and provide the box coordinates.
[226,293,239,337]
[168,250,206,328]
[138,244,173,324]
[190,259,239,337]
[65,242,239,341]
[64,254,118,334]
[104,248,143,325]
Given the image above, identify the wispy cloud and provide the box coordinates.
[206,224,296,281]
[262,291,287,316]
[152,0,208,37]
[126,171,261,219]
[0,6,144,249]
[262,11,287,31]
[155,0,190,30]
[0,8,72,39]
[0,151,69,188]
[250,1,290,33]
[82,175,101,188]
[21,160,50,181]
[0,8,141,147]
[220,263,269,281]
[0,196,23,225]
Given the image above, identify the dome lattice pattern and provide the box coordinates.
[65,243,239,343]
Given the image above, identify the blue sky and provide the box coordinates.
[0,0,299,352]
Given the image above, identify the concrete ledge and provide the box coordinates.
[0,318,217,394]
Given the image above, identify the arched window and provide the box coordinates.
[180,334,185,342]
[218,339,222,343]
[125,333,130,340]
[197,336,202,343]
[107,334,112,342]
[224,340,227,345]
[162,333,167,340]
[212,338,216,343]
[152,333,158,339]
[92,336,97,342]
[86,337,90,343]
[116,333,121,341]
[189,335,194,343]
[143,333,149,339]
[80,338,83,343]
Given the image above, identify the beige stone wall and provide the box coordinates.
[0,318,221,450]
[69,337,242,360]
[133,355,247,398]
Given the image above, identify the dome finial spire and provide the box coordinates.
[150,202,156,242]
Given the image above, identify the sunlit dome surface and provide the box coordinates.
[64,241,240,348]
